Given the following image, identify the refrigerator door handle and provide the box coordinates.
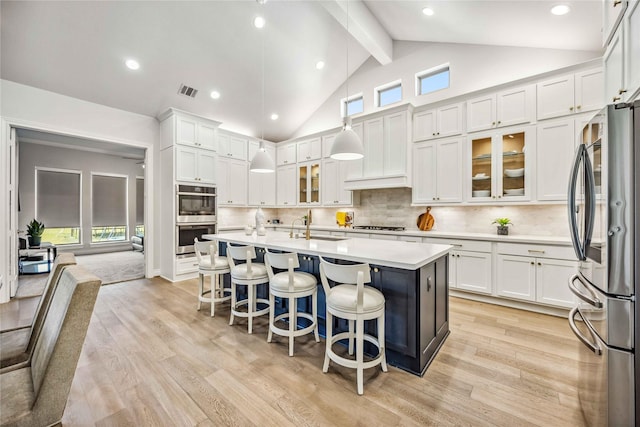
[582,147,596,248]
[568,306,602,355]
[567,145,586,260]
[568,274,603,308]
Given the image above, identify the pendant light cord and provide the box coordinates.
[261,21,265,145]
[345,0,349,128]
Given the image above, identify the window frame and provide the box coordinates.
[415,63,450,96]
[340,93,364,118]
[34,167,83,247]
[374,79,402,108]
[90,172,129,245]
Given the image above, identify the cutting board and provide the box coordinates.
[417,207,435,231]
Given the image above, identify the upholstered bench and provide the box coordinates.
[0,265,101,426]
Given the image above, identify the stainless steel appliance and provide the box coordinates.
[176,184,217,223]
[176,223,216,255]
[567,102,638,426]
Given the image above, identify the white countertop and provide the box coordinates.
[218,225,572,246]
[204,231,451,270]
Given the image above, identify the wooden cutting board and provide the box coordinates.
[417,207,434,231]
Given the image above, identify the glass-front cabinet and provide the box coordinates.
[298,161,320,204]
[468,126,533,201]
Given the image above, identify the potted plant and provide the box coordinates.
[26,219,45,247]
[492,217,512,236]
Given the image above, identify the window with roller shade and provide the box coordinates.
[35,168,81,245]
[91,173,128,243]
[135,177,144,236]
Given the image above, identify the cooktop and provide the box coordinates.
[352,225,406,231]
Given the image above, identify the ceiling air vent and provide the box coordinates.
[178,84,198,98]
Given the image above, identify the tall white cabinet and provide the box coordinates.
[412,137,462,204]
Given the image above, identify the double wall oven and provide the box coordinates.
[176,184,217,255]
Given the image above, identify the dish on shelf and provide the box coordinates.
[503,150,521,156]
[473,153,492,160]
[504,168,525,177]
[504,188,525,196]
[472,175,490,181]
[472,190,491,197]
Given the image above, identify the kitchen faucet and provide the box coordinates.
[289,218,303,238]
[305,209,312,240]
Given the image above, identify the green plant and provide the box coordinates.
[26,219,45,237]
[492,218,513,227]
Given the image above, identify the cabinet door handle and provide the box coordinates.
[619,89,627,94]
[614,0,622,6]
[427,276,432,291]
[613,96,621,102]
[528,249,545,254]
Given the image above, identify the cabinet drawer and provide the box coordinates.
[423,238,491,253]
[176,257,199,274]
[496,243,575,259]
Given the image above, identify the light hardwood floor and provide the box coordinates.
[55,277,587,426]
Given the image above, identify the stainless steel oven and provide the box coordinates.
[176,184,217,223]
[176,223,216,255]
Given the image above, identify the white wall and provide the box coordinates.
[293,41,601,137]
[0,79,159,302]
[18,142,144,254]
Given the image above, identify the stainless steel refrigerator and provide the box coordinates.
[567,101,638,426]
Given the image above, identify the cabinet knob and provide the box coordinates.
[437,132,440,135]
[569,106,574,111]
[492,122,496,126]
[373,267,379,273]
[531,262,534,265]
[576,105,582,110]
[619,89,627,94]
[538,262,542,266]
[432,133,436,136]
[497,121,501,125]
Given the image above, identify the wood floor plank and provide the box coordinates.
[55,279,588,426]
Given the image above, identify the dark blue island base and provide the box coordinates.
[219,243,450,376]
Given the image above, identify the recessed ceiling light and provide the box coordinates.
[210,90,221,100]
[551,4,570,15]
[316,61,325,70]
[422,7,434,16]
[270,113,279,121]
[254,16,266,28]
[125,59,140,70]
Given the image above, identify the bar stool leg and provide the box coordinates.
[348,320,355,356]
[312,292,319,342]
[248,284,254,334]
[288,297,297,356]
[323,312,332,373]
[197,273,204,311]
[267,293,275,343]
[229,280,236,326]
[210,274,216,317]
[356,318,365,395]
[379,314,388,372]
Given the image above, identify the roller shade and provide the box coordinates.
[136,178,144,225]
[36,169,81,228]
[92,174,127,227]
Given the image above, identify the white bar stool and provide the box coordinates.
[227,244,270,334]
[264,250,320,356]
[194,238,231,317]
[319,257,387,395]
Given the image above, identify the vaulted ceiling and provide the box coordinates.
[1,1,602,143]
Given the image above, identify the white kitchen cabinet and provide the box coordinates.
[217,157,247,206]
[467,125,533,202]
[297,137,322,162]
[276,165,296,206]
[218,132,248,160]
[537,70,604,119]
[344,122,364,178]
[383,111,408,176]
[535,118,576,201]
[298,161,320,205]
[363,116,384,178]
[605,26,626,105]
[624,0,640,101]
[322,158,352,206]
[603,0,628,46]
[412,103,463,141]
[496,243,578,308]
[321,133,336,158]
[176,146,217,185]
[176,117,217,151]
[450,250,492,294]
[412,137,462,204]
[466,85,534,133]
[276,143,297,166]
[248,169,276,207]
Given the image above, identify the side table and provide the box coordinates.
[18,244,58,275]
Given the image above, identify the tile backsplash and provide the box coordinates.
[219,188,570,237]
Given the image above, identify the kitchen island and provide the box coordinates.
[205,231,451,376]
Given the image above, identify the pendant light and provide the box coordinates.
[330,0,364,161]
[250,5,275,173]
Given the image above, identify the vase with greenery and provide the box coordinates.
[492,217,512,236]
[26,219,45,247]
